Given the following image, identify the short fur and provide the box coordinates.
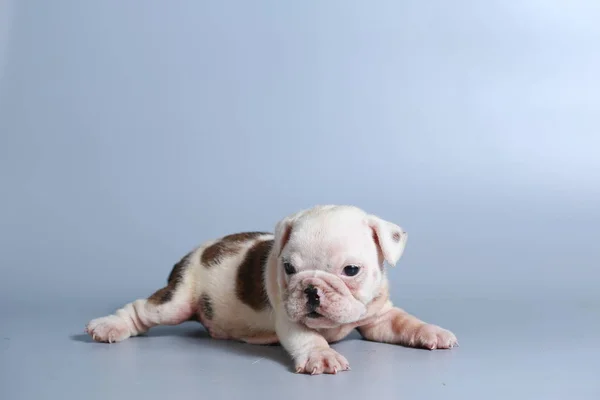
[85,205,457,374]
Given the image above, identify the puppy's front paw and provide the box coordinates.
[85,315,131,343]
[414,324,458,350]
[295,348,350,375]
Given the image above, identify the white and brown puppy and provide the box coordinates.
[85,205,457,375]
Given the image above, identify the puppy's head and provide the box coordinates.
[272,205,407,329]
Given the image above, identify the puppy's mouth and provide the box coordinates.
[302,310,340,329]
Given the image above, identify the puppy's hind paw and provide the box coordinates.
[85,315,131,344]
[295,348,350,375]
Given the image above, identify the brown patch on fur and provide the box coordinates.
[147,287,172,305]
[223,232,271,242]
[167,251,193,286]
[201,294,214,320]
[200,241,237,267]
[201,231,270,267]
[392,231,401,242]
[236,239,273,311]
[148,251,194,305]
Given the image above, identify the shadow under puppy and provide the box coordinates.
[86,205,457,375]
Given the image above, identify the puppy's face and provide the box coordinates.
[273,205,407,329]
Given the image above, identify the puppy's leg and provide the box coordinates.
[276,313,350,375]
[85,254,197,345]
[357,303,458,350]
[85,286,195,343]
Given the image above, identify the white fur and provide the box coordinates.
[86,205,457,375]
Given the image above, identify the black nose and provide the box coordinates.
[304,285,320,307]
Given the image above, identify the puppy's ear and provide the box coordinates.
[273,216,294,257]
[366,215,407,266]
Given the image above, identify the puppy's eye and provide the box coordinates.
[283,262,296,275]
[343,265,361,277]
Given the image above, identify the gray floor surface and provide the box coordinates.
[2,294,598,400]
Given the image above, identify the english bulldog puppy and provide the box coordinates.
[85,205,457,375]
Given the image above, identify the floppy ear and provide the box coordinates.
[366,214,407,266]
[273,216,293,257]
[272,207,316,256]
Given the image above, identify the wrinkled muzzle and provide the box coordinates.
[283,271,366,325]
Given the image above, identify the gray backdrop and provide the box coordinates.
[1,1,599,399]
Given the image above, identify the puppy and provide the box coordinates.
[86,205,457,374]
